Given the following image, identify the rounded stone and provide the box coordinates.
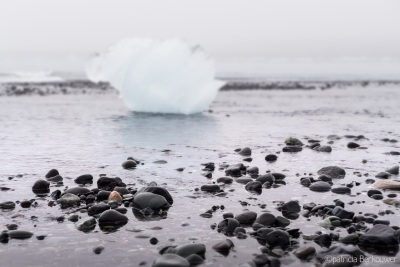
[74,174,93,184]
[63,187,91,196]
[0,201,16,210]
[152,254,190,267]
[235,211,257,225]
[200,184,220,193]
[108,191,123,203]
[98,209,128,225]
[8,230,33,239]
[32,180,50,194]
[122,160,137,169]
[133,192,168,210]
[265,154,278,162]
[309,181,331,192]
[45,169,59,179]
[57,193,81,209]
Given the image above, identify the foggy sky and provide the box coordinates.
[0,0,399,74]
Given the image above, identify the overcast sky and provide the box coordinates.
[0,0,399,76]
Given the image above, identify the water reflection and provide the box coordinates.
[114,112,218,147]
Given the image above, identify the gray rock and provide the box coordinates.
[218,218,240,234]
[309,181,331,192]
[236,177,253,184]
[88,203,110,216]
[285,137,303,146]
[266,230,290,248]
[152,254,190,267]
[265,154,278,162]
[281,200,301,214]
[317,146,332,152]
[386,165,399,175]
[47,175,63,182]
[294,246,316,260]
[376,172,391,179]
[98,209,128,225]
[133,192,168,210]
[32,179,50,194]
[317,166,346,179]
[216,177,233,184]
[254,213,275,227]
[235,211,257,225]
[331,206,354,220]
[74,174,93,184]
[282,146,302,153]
[45,169,59,178]
[63,187,91,196]
[57,193,81,208]
[8,230,33,239]
[331,187,351,194]
[122,160,137,169]
[225,163,245,177]
[175,243,206,258]
[275,216,290,227]
[0,201,16,210]
[256,174,275,184]
[238,147,252,156]
[212,239,234,254]
[359,224,399,247]
[245,181,262,192]
[200,184,220,193]
[76,217,97,232]
[347,142,360,148]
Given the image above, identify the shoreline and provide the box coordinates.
[0,79,399,97]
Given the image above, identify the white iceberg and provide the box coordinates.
[86,38,225,114]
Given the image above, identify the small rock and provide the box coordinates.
[76,217,97,232]
[108,191,123,203]
[309,181,331,192]
[122,160,137,169]
[32,180,50,194]
[212,239,234,255]
[152,254,190,267]
[238,147,252,156]
[317,166,346,179]
[45,169,59,178]
[347,142,360,148]
[265,154,278,162]
[8,230,33,239]
[0,201,16,210]
[93,246,104,254]
[74,174,93,184]
[200,185,220,193]
[294,246,316,260]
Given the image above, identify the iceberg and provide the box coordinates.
[86,38,225,114]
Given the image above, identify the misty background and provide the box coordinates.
[1,0,399,79]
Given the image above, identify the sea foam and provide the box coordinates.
[86,38,225,114]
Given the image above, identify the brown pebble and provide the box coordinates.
[108,191,123,203]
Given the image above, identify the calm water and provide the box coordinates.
[1,86,400,266]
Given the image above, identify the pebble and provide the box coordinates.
[200,184,220,193]
[133,192,169,210]
[317,166,346,179]
[45,169,59,179]
[153,254,190,267]
[238,147,252,156]
[0,201,16,210]
[309,181,331,192]
[372,180,400,190]
[108,191,123,203]
[331,187,351,194]
[93,246,104,254]
[122,160,137,169]
[347,142,360,148]
[57,193,81,209]
[76,217,97,232]
[32,180,50,194]
[282,146,302,153]
[98,210,129,225]
[294,246,316,260]
[265,154,278,162]
[74,174,93,184]
[8,230,33,239]
[212,239,234,255]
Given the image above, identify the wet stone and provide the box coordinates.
[76,217,97,232]
[309,181,331,192]
[152,254,190,267]
[57,193,81,209]
[0,201,16,210]
[45,169,59,179]
[331,187,351,194]
[74,174,93,184]
[8,230,33,239]
[200,184,220,193]
[317,166,346,179]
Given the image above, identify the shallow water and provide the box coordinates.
[1,86,400,266]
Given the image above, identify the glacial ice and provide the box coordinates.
[86,38,225,114]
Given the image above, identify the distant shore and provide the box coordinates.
[0,79,399,96]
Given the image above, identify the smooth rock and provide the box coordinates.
[45,169,59,178]
[200,185,220,193]
[256,174,275,184]
[266,230,290,248]
[133,192,168,210]
[175,243,206,258]
[347,142,360,148]
[236,211,257,225]
[212,239,234,254]
[76,217,97,232]
[386,165,399,175]
[254,213,276,227]
[281,200,301,214]
[98,209,128,225]
[57,193,81,208]
[294,246,316,260]
[317,166,346,179]
[265,154,278,162]
[63,187,91,196]
[282,146,302,153]
[152,254,190,267]
[218,218,240,234]
[359,224,399,247]
[74,174,93,184]
[245,181,262,192]
[376,172,391,179]
[122,160,137,169]
[32,180,50,194]
[0,201,16,210]
[8,230,33,239]
[309,181,331,192]
[97,177,125,191]
[331,187,351,194]
[88,203,110,216]
[285,137,303,146]
[47,175,63,182]
[238,147,252,156]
